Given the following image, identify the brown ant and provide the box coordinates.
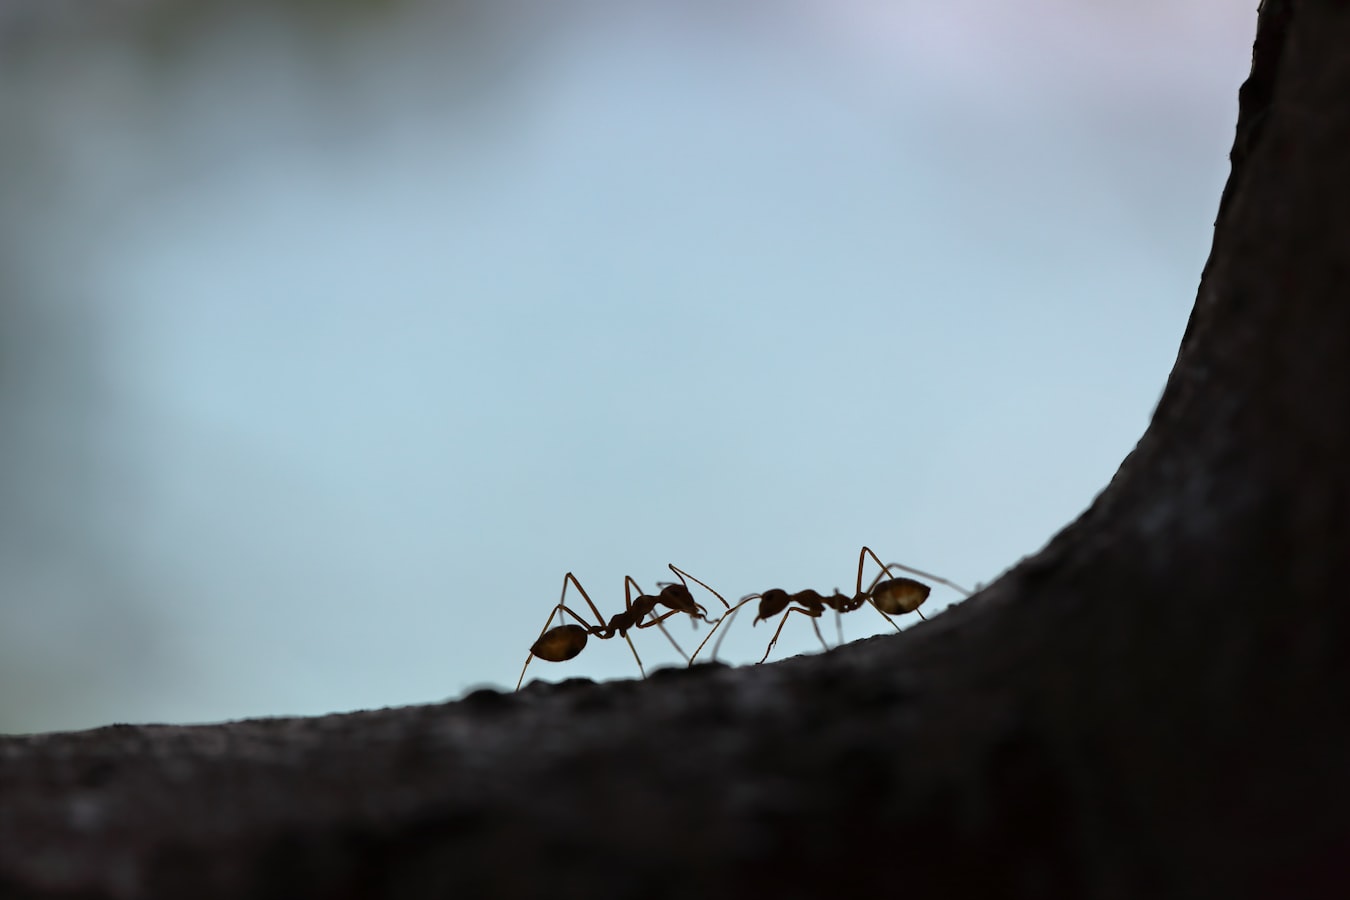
[515,564,729,690]
[690,546,970,665]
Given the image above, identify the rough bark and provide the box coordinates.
[3,3,1348,897]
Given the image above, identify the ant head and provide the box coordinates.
[871,578,930,615]
[530,624,589,662]
[659,583,708,618]
[752,588,791,624]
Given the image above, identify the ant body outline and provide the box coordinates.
[690,546,971,666]
[515,564,729,691]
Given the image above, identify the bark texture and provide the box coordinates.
[4,3,1348,897]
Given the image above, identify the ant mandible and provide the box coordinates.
[689,546,971,666]
[515,564,729,691]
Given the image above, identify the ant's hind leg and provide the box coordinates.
[516,604,562,691]
[514,602,606,690]
[861,546,973,598]
[877,560,973,598]
[561,572,611,629]
[515,573,609,691]
[856,546,892,596]
[870,606,903,632]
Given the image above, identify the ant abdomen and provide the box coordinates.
[870,577,930,615]
[530,624,589,663]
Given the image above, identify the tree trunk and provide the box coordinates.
[3,3,1347,897]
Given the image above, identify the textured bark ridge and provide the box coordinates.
[4,4,1348,898]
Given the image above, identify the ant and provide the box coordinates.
[690,546,970,666]
[515,564,729,691]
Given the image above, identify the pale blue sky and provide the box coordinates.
[1,1,1254,732]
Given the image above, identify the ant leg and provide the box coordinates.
[856,546,890,596]
[848,549,904,632]
[624,576,690,664]
[690,595,754,665]
[860,546,972,598]
[871,605,904,631]
[634,608,693,629]
[876,560,973,598]
[633,606,700,663]
[517,605,562,692]
[808,615,829,652]
[756,606,826,664]
[622,631,646,678]
[514,603,604,690]
[710,602,744,662]
[562,572,611,630]
[516,573,609,691]
[834,608,844,647]
[861,547,964,625]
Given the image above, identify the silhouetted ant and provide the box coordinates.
[515,565,729,690]
[690,546,970,665]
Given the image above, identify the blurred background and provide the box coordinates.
[1,0,1254,733]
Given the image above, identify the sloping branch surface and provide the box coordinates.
[4,3,1348,897]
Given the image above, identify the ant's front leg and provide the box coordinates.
[757,604,827,665]
[688,594,758,666]
[623,576,694,664]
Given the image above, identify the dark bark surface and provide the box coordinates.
[4,3,1349,897]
